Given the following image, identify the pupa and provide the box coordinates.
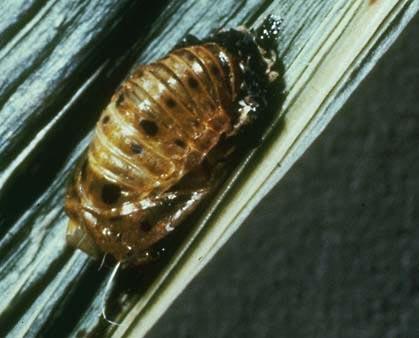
[64,16,281,267]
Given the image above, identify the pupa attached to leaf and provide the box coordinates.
[64,15,282,267]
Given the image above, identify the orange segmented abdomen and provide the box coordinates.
[86,43,238,198]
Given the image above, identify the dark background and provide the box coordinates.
[145,12,419,338]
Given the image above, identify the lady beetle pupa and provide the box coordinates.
[64,16,282,267]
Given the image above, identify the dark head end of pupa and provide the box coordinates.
[206,16,282,124]
[210,16,284,147]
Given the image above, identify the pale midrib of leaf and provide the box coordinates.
[111,1,419,337]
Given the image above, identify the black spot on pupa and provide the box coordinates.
[140,120,159,136]
[210,116,225,132]
[130,143,143,154]
[188,76,199,89]
[166,98,176,108]
[101,184,121,204]
[210,64,220,75]
[102,116,110,124]
[140,220,153,232]
[174,139,186,148]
